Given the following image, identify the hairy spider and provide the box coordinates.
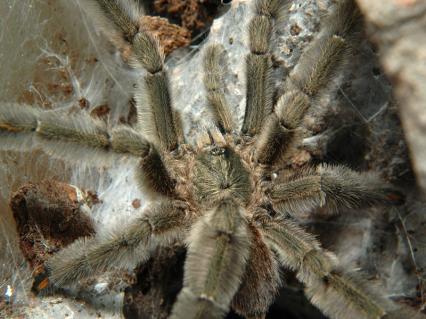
[0,0,423,318]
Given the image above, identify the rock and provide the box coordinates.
[355,0,426,195]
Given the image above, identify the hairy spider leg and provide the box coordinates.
[32,200,188,292]
[86,0,182,151]
[241,0,290,136]
[256,0,362,165]
[270,164,404,216]
[261,217,389,319]
[171,199,250,319]
[0,103,177,197]
[203,44,235,134]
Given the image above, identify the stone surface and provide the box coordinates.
[355,0,426,196]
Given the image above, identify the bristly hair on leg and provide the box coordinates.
[81,0,181,152]
[270,164,404,216]
[203,44,234,134]
[241,0,291,136]
[34,200,188,291]
[171,200,250,319]
[254,0,363,166]
[260,217,390,319]
[287,0,362,97]
[79,0,143,48]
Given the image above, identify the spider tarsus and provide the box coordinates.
[254,0,290,21]
[290,34,348,97]
[88,0,141,45]
[248,16,272,55]
[133,31,164,73]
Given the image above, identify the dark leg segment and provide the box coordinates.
[231,223,280,319]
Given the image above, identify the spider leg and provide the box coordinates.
[32,200,189,292]
[0,104,177,197]
[203,44,235,134]
[260,217,389,319]
[231,223,281,319]
[270,164,403,216]
[241,0,290,136]
[113,126,177,197]
[85,0,182,151]
[171,199,250,319]
[256,0,362,165]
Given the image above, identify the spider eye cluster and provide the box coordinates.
[210,146,226,156]
[192,147,251,205]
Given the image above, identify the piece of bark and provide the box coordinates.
[151,0,223,39]
[10,180,96,270]
[141,16,191,56]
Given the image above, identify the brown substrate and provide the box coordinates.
[150,0,225,41]
[141,16,191,55]
[10,180,95,271]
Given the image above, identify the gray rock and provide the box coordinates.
[356,0,426,196]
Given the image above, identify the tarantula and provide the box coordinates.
[0,0,423,318]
